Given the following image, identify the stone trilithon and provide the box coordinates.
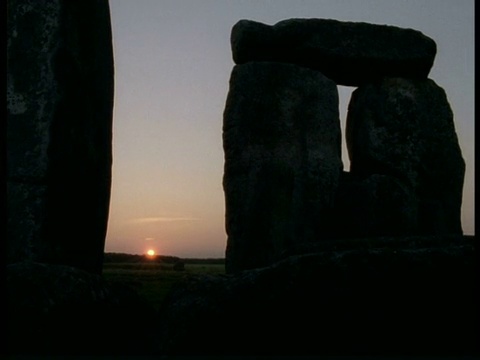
[223,18,465,273]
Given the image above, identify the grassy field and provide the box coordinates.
[102,256,225,310]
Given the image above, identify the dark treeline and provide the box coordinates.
[182,258,225,264]
[103,252,225,264]
[103,252,180,264]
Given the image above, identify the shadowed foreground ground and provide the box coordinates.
[6,235,479,357]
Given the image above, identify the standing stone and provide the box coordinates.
[231,19,436,86]
[223,62,342,273]
[346,77,465,236]
[7,0,114,273]
[333,172,418,238]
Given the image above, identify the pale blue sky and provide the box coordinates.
[106,0,474,256]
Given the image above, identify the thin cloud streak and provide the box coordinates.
[130,217,200,224]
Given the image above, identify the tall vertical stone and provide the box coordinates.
[333,172,418,238]
[7,0,114,273]
[223,62,342,273]
[346,77,465,236]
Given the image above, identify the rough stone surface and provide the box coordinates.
[7,0,114,273]
[7,262,156,356]
[332,171,418,238]
[346,77,465,235]
[156,236,478,356]
[231,19,436,86]
[223,61,342,274]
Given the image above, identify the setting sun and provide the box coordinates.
[147,249,155,256]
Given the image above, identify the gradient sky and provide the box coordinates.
[106,0,474,257]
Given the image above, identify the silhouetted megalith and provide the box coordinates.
[156,236,477,355]
[333,172,418,238]
[223,62,342,274]
[7,0,114,273]
[346,77,465,235]
[231,19,436,86]
[224,19,466,272]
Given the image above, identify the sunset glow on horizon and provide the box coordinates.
[105,0,474,258]
[147,249,155,257]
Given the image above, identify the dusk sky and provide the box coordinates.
[105,0,474,257]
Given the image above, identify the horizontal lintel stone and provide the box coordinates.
[231,18,437,87]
